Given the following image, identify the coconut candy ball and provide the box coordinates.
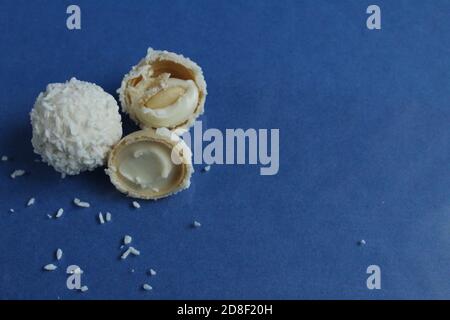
[30,78,122,175]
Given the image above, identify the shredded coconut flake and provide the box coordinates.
[149,269,157,276]
[55,208,64,218]
[27,197,35,207]
[11,169,25,179]
[129,247,140,256]
[124,235,132,245]
[80,285,88,292]
[73,198,90,208]
[9,208,14,213]
[193,221,202,228]
[1,155,8,161]
[98,212,105,224]
[43,264,57,271]
[121,248,132,260]
[358,239,366,246]
[47,214,52,219]
[132,201,141,209]
[105,212,112,222]
[142,283,152,291]
[121,246,140,259]
[203,165,211,172]
[56,248,63,260]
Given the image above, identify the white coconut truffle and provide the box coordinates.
[31,78,122,175]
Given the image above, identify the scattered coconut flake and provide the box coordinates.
[73,198,90,208]
[142,283,152,291]
[132,201,141,209]
[80,285,88,292]
[358,239,366,246]
[9,208,14,213]
[129,247,140,256]
[203,165,211,172]
[1,155,8,161]
[98,212,105,224]
[61,173,66,179]
[55,208,64,218]
[121,247,132,260]
[193,221,202,228]
[124,235,132,245]
[43,264,57,271]
[56,248,63,260]
[34,158,41,163]
[105,212,112,222]
[47,214,52,219]
[130,268,135,273]
[149,268,157,276]
[27,197,35,207]
[10,169,25,179]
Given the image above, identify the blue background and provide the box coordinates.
[1,0,450,299]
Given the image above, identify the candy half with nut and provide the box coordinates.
[118,48,207,131]
[106,128,193,200]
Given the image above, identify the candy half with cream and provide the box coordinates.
[118,48,207,131]
[106,128,193,200]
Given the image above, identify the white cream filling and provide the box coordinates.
[137,78,199,128]
[118,142,174,190]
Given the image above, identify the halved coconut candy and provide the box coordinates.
[106,128,193,200]
[118,48,207,131]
